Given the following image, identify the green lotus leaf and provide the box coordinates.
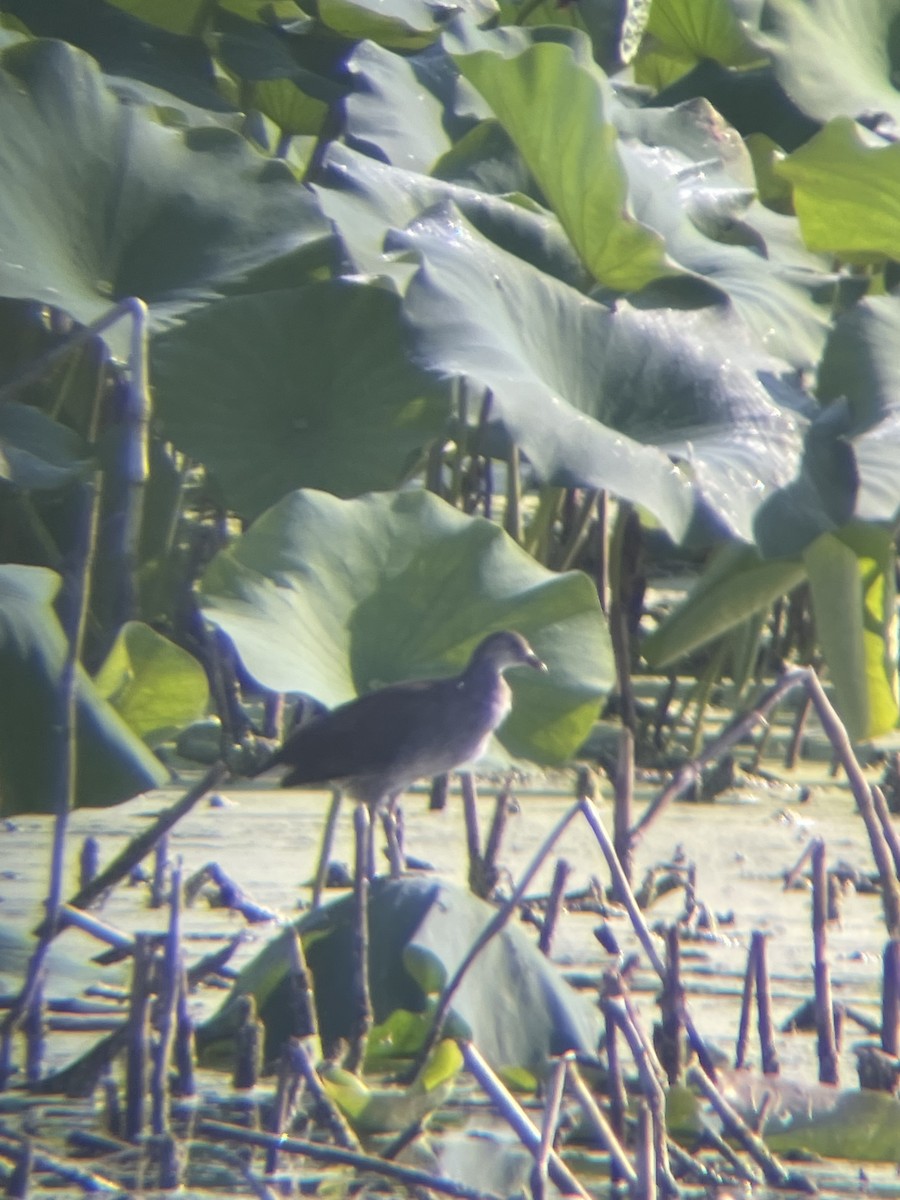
[618,139,829,368]
[726,1069,900,1162]
[445,21,682,290]
[214,25,343,138]
[0,565,167,816]
[399,203,810,545]
[0,403,91,492]
[150,278,446,519]
[642,543,805,669]
[817,296,900,525]
[321,1039,462,1132]
[804,524,899,742]
[316,142,587,288]
[104,0,210,35]
[199,877,600,1074]
[634,0,763,88]
[776,118,900,262]
[94,621,210,745]
[344,40,481,172]
[317,0,496,49]
[201,488,612,765]
[0,38,332,359]
[763,0,900,128]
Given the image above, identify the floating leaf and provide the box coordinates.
[199,877,601,1075]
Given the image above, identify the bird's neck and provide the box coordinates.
[460,660,512,721]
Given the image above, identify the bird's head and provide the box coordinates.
[471,630,547,675]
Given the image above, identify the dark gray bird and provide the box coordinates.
[263,630,546,809]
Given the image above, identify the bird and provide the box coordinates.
[259,630,547,809]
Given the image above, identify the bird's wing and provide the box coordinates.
[270,678,461,785]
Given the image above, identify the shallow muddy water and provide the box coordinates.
[2,731,900,1196]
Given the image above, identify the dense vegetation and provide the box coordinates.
[3,0,900,1192]
[1,0,899,814]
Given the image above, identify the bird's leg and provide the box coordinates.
[345,803,372,1074]
[310,788,343,910]
[363,798,379,881]
[382,791,405,879]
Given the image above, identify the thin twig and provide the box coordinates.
[0,473,100,1083]
[566,1061,637,1187]
[802,671,900,935]
[538,859,570,957]
[632,670,808,843]
[198,1117,503,1200]
[531,1055,568,1200]
[345,804,372,1074]
[411,799,583,1077]
[289,1039,361,1151]
[580,797,719,1080]
[311,787,342,909]
[811,840,839,1084]
[686,1066,815,1193]
[59,762,228,920]
[613,726,634,893]
[461,1042,589,1200]
[735,933,759,1070]
[0,1132,120,1193]
[754,932,780,1076]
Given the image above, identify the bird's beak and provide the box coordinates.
[528,652,548,672]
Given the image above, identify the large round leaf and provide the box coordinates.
[316,142,587,288]
[776,119,900,262]
[398,203,810,545]
[0,565,167,816]
[445,22,827,367]
[752,294,900,550]
[762,0,900,129]
[201,488,611,765]
[344,40,480,172]
[445,21,681,291]
[200,876,600,1075]
[811,295,900,527]
[150,279,446,519]
[0,38,332,358]
[0,403,91,492]
[93,621,209,746]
